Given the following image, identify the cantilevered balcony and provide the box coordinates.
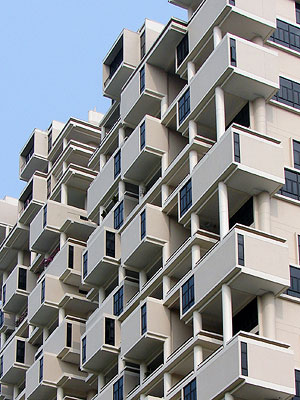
[95,370,139,400]
[19,129,48,182]
[121,64,167,127]
[0,384,13,399]
[82,314,120,372]
[18,172,47,226]
[122,116,168,182]
[121,298,170,360]
[25,353,88,400]
[30,201,95,253]
[103,29,140,100]
[83,226,120,288]
[2,266,36,314]
[44,318,85,364]
[0,311,15,334]
[0,337,35,385]
[121,205,169,269]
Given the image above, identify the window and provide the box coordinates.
[114,201,124,230]
[105,318,115,346]
[23,191,32,211]
[287,266,300,298]
[273,76,300,110]
[298,235,300,264]
[241,342,248,376]
[68,245,74,269]
[114,150,121,179]
[66,323,72,347]
[2,284,6,306]
[177,34,189,67]
[237,234,245,266]
[182,276,194,314]
[140,67,145,93]
[48,131,52,153]
[41,279,45,303]
[294,140,300,170]
[0,311,4,328]
[180,180,192,217]
[113,376,123,400]
[184,378,196,400]
[140,210,146,240]
[106,231,116,258]
[140,121,146,150]
[230,38,237,66]
[0,356,3,378]
[141,304,147,334]
[43,205,47,228]
[16,340,25,363]
[297,2,300,24]
[114,287,124,316]
[278,169,300,201]
[82,337,86,363]
[234,133,240,162]
[140,31,146,58]
[270,19,300,53]
[83,252,88,279]
[39,357,43,382]
[47,177,51,199]
[18,268,27,291]
[109,48,123,78]
[178,89,190,125]
[294,369,300,400]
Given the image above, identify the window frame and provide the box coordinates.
[296,2,300,24]
[183,378,196,400]
[140,210,146,240]
[82,337,86,364]
[293,139,300,170]
[140,66,145,93]
[18,267,27,291]
[83,252,88,279]
[140,121,146,150]
[114,150,121,179]
[16,340,25,364]
[177,34,189,68]
[180,179,192,217]
[270,19,300,53]
[113,286,124,316]
[178,89,190,125]
[113,376,123,400]
[278,168,300,201]
[41,279,45,303]
[105,318,115,346]
[39,357,43,382]
[182,275,194,314]
[141,304,147,334]
[106,231,116,258]
[140,31,146,59]
[114,201,124,230]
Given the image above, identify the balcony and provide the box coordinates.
[18,172,47,225]
[121,63,167,127]
[0,311,15,334]
[121,205,169,269]
[2,266,36,314]
[25,353,88,400]
[179,225,289,320]
[121,298,170,360]
[83,226,120,288]
[19,129,48,182]
[190,333,295,400]
[44,318,85,364]
[0,337,34,385]
[28,275,96,326]
[46,239,86,287]
[82,314,120,372]
[103,29,140,100]
[0,384,13,399]
[94,370,139,400]
[122,116,168,182]
[30,200,95,253]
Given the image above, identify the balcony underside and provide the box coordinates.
[2,364,28,385]
[84,346,119,372]
[3,291,28,314]
[19,201,44,226]
[85,258,120,287]
[124,151,161,182]
[123,239,164,269]
[104,63,135,100]
[123,335,164,361]
[20,156,48,182]
[123,92,162,128]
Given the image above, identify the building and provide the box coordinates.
[1,0,300,399]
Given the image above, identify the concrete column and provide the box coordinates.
[17,251,24,265]
[118,265,125,285]
[57,387,64,400]
[118,354,125,374]
[225,394,234,400]
[162,242,170,266]
[100,153,106,171]
[140,363,147,384]
[139,271,147,291]
[164,337,172,362]
[215,86,226,140]
[260,292,276,339]
[164,372,172,397]
[163,275,171,299]
[2,271,7,282]
[119,127,126,147]
[119,181,125,201]
[222,284,233,345]
[60,232,67,248]
[191,213,200,236]
[101,126,106,141]
[213,26,222,48]
[29,325,35,336]
[161,96,168,116]
[13,386,19,399]
[187,61,196,83]
[188,7,193,19]
[62,161,67,174]
[61,183,67,204]
[161,184,170,204]
[99,287,105,304]
[98,373,105,393]
[252,36,264,46]
[189,150,198,173]
[256,191,271,233]
[30,251,37,265]
[63,138,68,150]
[189,120,197,143]
[252,97,266,134]
[139,183,146,202]
[48,161,53,170]
[43,327,49,344]
[194,345,203,371]
[192,244,201,269]
[218,182,229,240]
[161,153,168,173]
[87,391,97,400]
[1,333,5,348]
[193,311,202,336]
[59,308,65,325]
[140,395,146,400]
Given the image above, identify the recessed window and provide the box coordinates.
[182,275,194,314]
[296,2,300,24]
[16,340,25,363]
[2,284,6,306]
[23,191,32,211]
[140,31,146,59]
[140,121,146,150]
[114,201,124,230]
[180,180,192,217]
[230,38,237,66]
[68,245,74,269]
[114,150,121,179]
[298,235,300,264]
[234,133,241,162]
[106,231,116,258]
[47,177,51,199]
[140,210,146,240]
[113,377,123,400]
[141,304,147,334]
[273,76,300,110]
[237,234,245,266]
[105,318,115,346]
[83,252,88,279]
[184,378,196,400]
[287,265,300,298]
[294,140,300,170]
[66,323,72,347]
[0,311,4,328]
[43,205,47,228]
[229,0,235,5]
[114,287,124,316]
[41,279,45,303]
[140,67,145,93]
[177,34,189,68]
[278,169,300,201]
[39,357,43,382]
[48,131,52,154]
[270,19,300,53]
[294,370,300,399]
[241,342,248,376]
[109,48,123,79]
[18,268,27,291]
[178,89,190,125]
[82,337,86,364]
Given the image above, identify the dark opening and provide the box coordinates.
[233,298,258,335]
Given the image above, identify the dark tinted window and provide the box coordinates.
[180,180,192,217]
[184,378,196,400]
[278,169,300,200]
[177,34,189,67]
[16,340,25,363]
[18,268,27,291]
[105,318,115,346]
[106,231,116,258]
[114,287,124,316]
[270,19,300,53]
[178,89,190,125]
[140,67,145,93]
[141,304,147,334]
[287,266,300,298]
[141,210,146,239]
[182,276,194,314]
[273,76,300,110]
[114,202,124,230]
[294,140,300,170]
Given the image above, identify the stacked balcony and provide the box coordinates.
[95,370,139,400]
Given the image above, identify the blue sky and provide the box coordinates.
[0,1,186,199]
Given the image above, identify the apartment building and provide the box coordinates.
[1,0,300,399]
